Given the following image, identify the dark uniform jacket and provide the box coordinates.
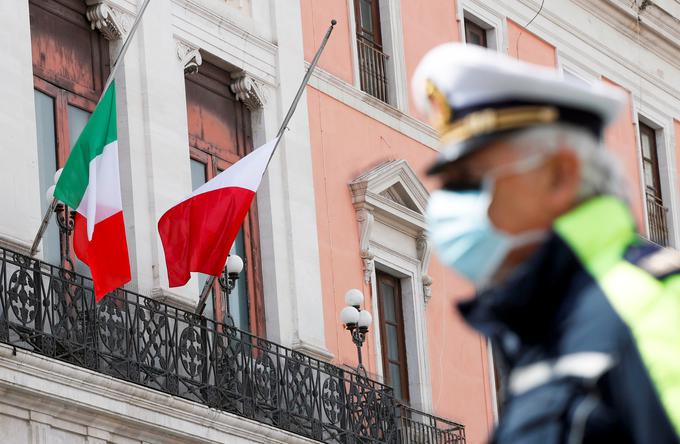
[459,196,680,443]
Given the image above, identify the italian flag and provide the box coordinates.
[54,82,131,300]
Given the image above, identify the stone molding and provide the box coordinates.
[85,0,133,41]
[0,344,317,444]
[171,0,277,86]
[0,234,33,256]
[150,287,197,313]
[289,340,335,362]
[307,63,439,150]
[175,38,202,74]
[350,160,432,304]
[230,72,266,110]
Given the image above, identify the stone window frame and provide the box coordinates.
[350,159,433,412]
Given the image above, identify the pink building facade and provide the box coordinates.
[300,1,680,443]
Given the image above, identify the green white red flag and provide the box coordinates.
[54,81,131,300]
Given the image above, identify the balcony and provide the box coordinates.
[0,245,464,443]
[646,193,669,247]
[357,35,390,103]
[397,404,466,443]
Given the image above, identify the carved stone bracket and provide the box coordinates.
[356,208,375,284]
[416,233,433,304]
[176,40,202,75]
[85,1,133,41]
[230,72,266,110]
[421,274,433,304]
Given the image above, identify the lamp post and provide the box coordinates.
[340,288,372,375]
[217,254,244,327]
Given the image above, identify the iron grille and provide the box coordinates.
[0,245,464,443]
[398,403,466,444]
[646,193,669,247]
[357,35,389,103]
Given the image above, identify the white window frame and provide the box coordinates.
[557,51,600,85]
[457,0,506,52]
[350,160,433,412]
[635,105,679,247]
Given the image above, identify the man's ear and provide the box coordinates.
[548,149,581,213]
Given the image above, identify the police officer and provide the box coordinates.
[413,43,680,443]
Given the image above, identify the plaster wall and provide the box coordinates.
[603,78,646,229]
[306,85,494,442]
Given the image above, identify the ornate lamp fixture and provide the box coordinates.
[340,288,372,375]
[218,254,244,326]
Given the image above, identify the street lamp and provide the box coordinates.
[340,288,372,375]
[218,254,244,326]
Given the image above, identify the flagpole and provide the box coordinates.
[29,0,152,257]
[102,0,153,95]
[195,19,337,316]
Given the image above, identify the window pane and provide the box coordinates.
[190,160,214,319]
[389,363,403,400]
[68,105,93,276]
[468,33,482,46]
[380,281,396,323]
[229,228,250,332]
[465,19,487,48]
[190,159,207,191]
[34,90,60,265]
[214,166,250,331]
[68,105,91,149]
[640,130,652,158]
[386,324,400,361]
[359,0,373,34]
[643,162,655,191]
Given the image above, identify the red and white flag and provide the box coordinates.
[158,138,279,287]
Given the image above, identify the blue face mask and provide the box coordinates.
[426,156,548,289]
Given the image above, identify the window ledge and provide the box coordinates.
[306,63,439,150]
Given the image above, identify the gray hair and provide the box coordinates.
[508,123,629,203]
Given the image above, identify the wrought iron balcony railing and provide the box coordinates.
[0,245,464,443]
[397,404,466,444]
[646,193,669,247]
[357,35,389,103]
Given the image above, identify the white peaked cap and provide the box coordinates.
[411,43,627,173]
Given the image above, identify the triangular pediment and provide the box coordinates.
[350,160,429,224]
[379,182,419,212]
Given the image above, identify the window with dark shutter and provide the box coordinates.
[354,0,389,102]
[184,60,266,335]
[639,122,669,246]
[376,270,410,403]
[30,0,110,274]
[464,18,488,48]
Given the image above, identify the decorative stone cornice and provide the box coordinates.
[350,160,432,295]
[175,39,202,75]
[85,1,133,41]
[0,344,317,444]
[230,72,266,110]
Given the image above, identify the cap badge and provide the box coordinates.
[425,80,452,134]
